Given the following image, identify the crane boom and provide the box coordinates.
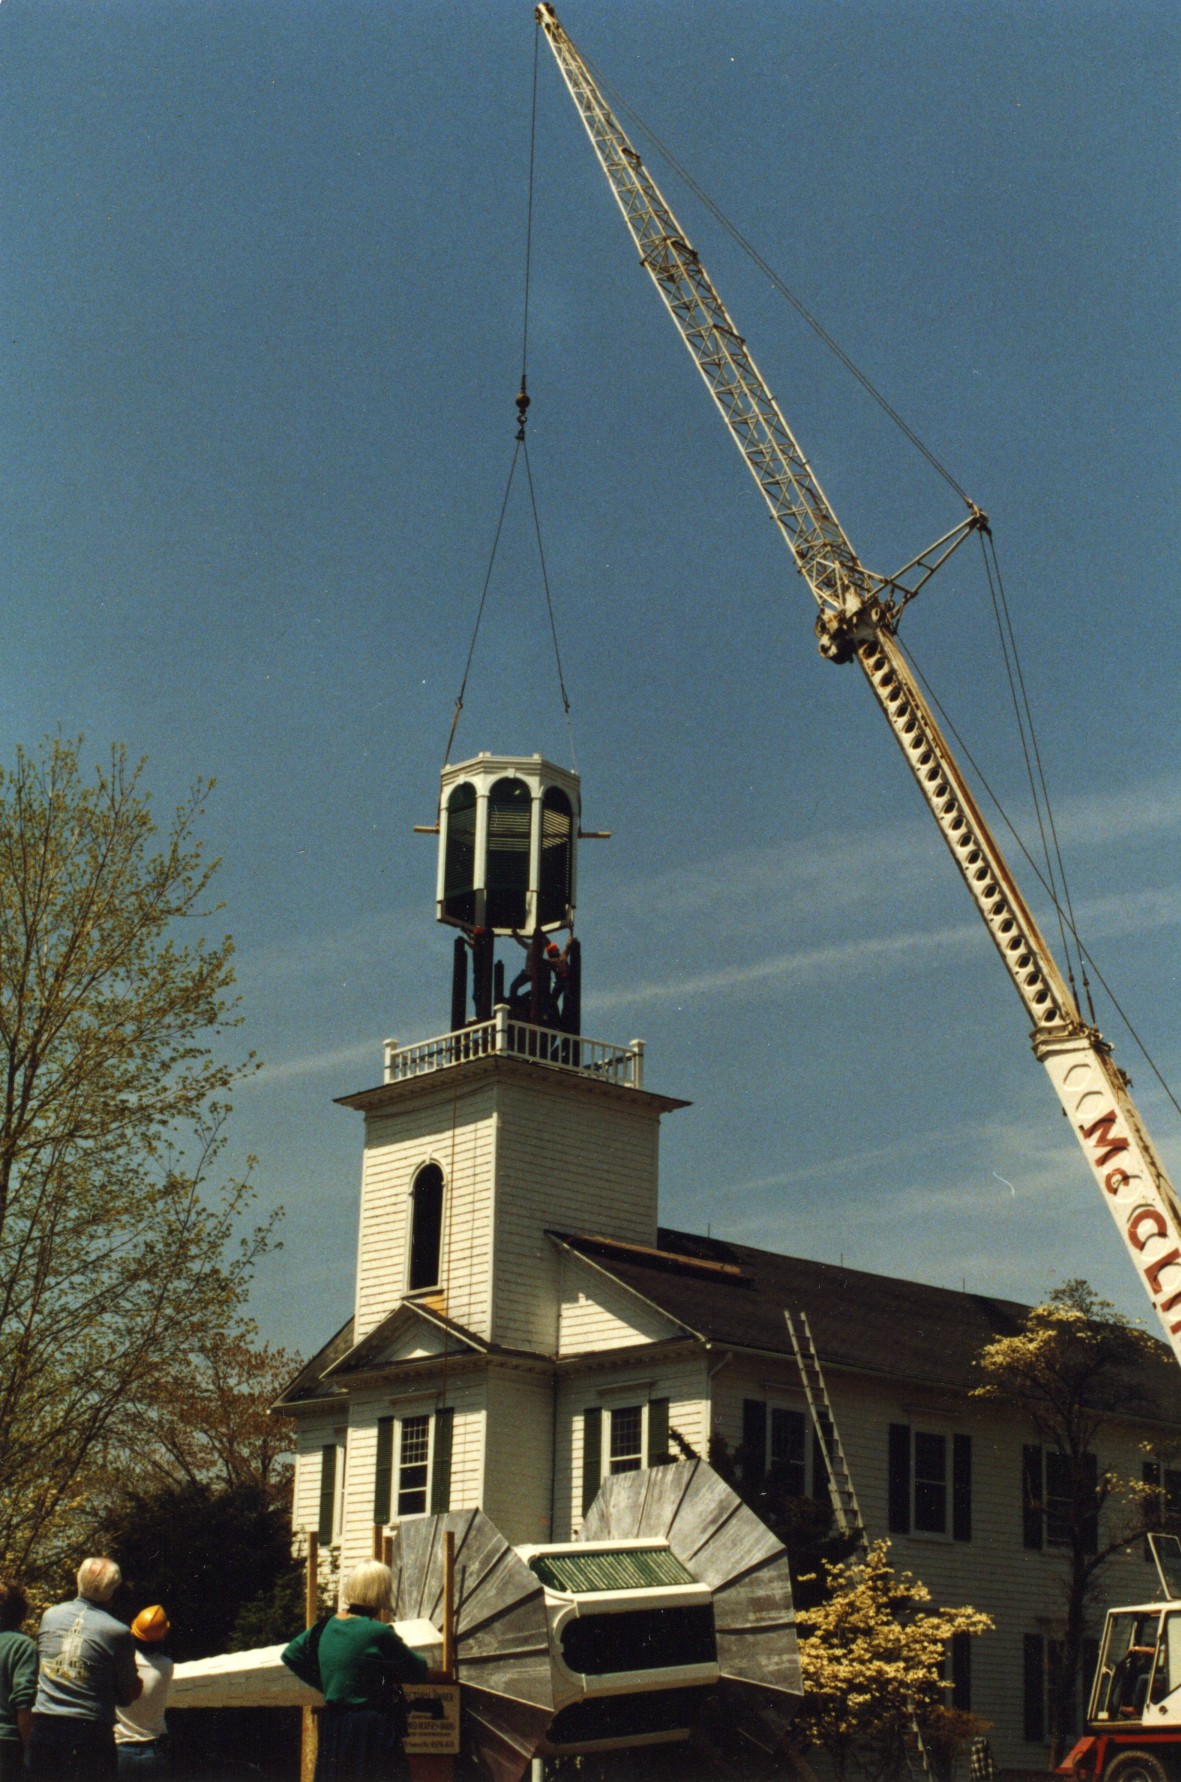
[536,3,1181,1364]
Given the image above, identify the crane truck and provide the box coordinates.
[534,12,1181,1778]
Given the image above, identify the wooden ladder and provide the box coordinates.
[784,1309,940,1782]
[784,1308,867,1554]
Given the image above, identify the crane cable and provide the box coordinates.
[578,36,1123,1047]
[444,22,576,770]
[977,528,1094,1024]
[579,45,975,511]
[898,632,1181,1127]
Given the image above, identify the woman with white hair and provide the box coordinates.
[282,1561,428,1782]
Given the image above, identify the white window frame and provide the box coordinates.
[766,1402,813,1497]
[911,1428,949,1538]
[404,1159,447,1296]
[607,1403,645,1475]
[395,1413,434,1520]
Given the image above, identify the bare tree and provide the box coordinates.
[0,735,274,1574]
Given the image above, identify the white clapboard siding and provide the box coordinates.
[337,1376,488,1574]
[482,1370,557,1545]
[714,1358,1174,1771]
[554,1356,709,1540]
[491,1076,664,1355]
[558,1251,683,1354]
[354,1079,496,1340]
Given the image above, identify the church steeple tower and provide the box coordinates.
[337,753,684,1357]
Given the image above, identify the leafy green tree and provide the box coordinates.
[0,735,273,1577]
[103,1481,301,1662]
[794,1540,991,1782]
[974,1279,1162,1761]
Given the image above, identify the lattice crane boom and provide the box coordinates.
[537,2,1181,1364]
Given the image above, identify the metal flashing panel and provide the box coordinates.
[529,1547,694,1593]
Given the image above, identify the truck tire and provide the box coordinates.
[1104,1750,1170,1782]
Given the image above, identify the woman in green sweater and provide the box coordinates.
[282,1561,428,1782]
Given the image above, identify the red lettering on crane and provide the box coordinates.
[1080,1110,1131,1172]
[1129,1207,1168,1251]
[1144,1248,1181,1297]
[1105,1170,1131,1193]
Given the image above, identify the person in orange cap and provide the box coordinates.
[114,1607,173,1773]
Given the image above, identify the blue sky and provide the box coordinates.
[3,0,1179,1355]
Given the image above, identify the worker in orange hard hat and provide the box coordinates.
[114,1607,173,1772]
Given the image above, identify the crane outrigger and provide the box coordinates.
[535,3,1181,1367]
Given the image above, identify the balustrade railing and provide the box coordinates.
[383,1008,644,1089]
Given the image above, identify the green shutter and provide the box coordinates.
[952,1433,972,1542]
[888,1423,911,1534]
[1024,1633,1046,1743]
[647,1398,670,1465]
[951,1630,972,1711]
[1023,1445,1044,1550]
[1082,1449,1099,1555]
[582,1408,602,1516]
[374,1417,394,1523]
[742,1398,767,1485]
[431,1408,454,1513]
[318,1444,337,1545]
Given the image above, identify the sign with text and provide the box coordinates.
[403,1683,461,1756]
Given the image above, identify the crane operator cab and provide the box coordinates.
[431,753,585,1037]
[1059,1536,1181,1782]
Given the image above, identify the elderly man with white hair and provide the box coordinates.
[26,1557,142,1780]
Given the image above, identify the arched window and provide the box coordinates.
[442,782,477,927]
[485,777,531,929]
[538,786,573,929]
[408,1164,444,1291]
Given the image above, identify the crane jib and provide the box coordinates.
[536,3,1181,1365]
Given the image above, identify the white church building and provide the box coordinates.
[278,753,1181,1769]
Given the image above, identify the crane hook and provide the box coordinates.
[515,375,531,441]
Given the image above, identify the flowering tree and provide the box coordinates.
[794,1540,991,1782]
[973,1279,1164,1760]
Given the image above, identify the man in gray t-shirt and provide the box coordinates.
[27,1557,141,1780]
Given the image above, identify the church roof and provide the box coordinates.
[550,1227,1181,1422]
[273,1314,356,1408]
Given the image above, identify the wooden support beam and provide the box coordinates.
[300,1531,319,1782]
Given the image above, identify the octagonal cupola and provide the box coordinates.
[436,753,579,936]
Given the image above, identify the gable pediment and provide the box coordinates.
[325,1299,486,1381]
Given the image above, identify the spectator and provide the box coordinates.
[0,1581,36,1781]
[115,1607,173,1772]
[26,1557,141,1780]
[282,1560,428,1782]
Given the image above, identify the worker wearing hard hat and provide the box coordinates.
[114,1607,173,1772]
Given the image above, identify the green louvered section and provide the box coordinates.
[528,1547,694,1592]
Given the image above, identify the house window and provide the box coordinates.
[317,1441,344,1545]
[580,1399,670,1515]
[741,1399,817,1497]
[408,1164,444,1291]
[609,1405,643,1474]
[398,1416,430,1516]
[374,1410,454,1523]
[1022,1445,1097,1553]
[888,1424,971,1540]
[914,1432,948,1534]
